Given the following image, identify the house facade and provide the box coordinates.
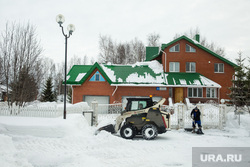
[66,35,236,106]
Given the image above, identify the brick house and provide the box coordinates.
[66,35,237,106]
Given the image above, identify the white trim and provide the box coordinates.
[160,50,167,72]
[110,84,221,88]
[112,86,118,96]
[71,85,73,103]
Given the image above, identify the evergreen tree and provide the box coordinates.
[229,52,246,110]
[41,77,55,102]
[245,57,250,113]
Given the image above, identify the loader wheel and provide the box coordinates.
[142,124,158,140]
[120,124,136,139]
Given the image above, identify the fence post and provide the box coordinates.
[219,103,226,129]
[178,103,184,129]
[91,100,98,126]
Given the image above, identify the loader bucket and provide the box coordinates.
[96,124,116,134]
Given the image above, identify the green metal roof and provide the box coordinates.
[147,35,237,67]
[145,47,159,61]
[66,61,221,88]
[100,62,165,85]
[66,65,92,85]
[165,72,221,88]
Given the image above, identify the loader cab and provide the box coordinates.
[125,98,154,112]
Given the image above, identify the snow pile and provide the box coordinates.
[0,108,250,167]
[0,134,33,167]
[225,112,250,137]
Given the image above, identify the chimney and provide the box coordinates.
[195,34,200,42]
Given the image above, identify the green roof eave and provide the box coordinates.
[65,62,113,85]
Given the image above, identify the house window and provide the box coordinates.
[186,62,196,72]
[188,88,203,98]
[169,62,180,72]
[214,63,224,73]
[206,88,217,98]
[169,44,180,52]
[186,44,196,52]
[95,73,100,81]
[90,71,105,81]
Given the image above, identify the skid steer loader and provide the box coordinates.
[97,97,171,140]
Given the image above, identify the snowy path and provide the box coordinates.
[0,113,250,167]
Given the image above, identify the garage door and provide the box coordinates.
[84,95,109,106]
[121,96,162,109]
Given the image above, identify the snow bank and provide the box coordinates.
[0,134,33,167]
[1,110,250,167]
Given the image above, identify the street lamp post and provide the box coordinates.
[56,14,75,119]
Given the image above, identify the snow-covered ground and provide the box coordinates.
[0,111,250,167]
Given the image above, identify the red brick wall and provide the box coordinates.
[162,39,235,100]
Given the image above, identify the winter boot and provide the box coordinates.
[197,127,204,135]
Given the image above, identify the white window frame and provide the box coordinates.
[186,44,196,52]
[188,88,203,98]
[169,44,180,52]
[186,62,196,72]
[169,62,180,72]
[214,63,224,73]
[206,88,217,98]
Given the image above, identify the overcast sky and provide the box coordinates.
[1,0,250,64]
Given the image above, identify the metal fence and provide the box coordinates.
[169,103,228,129]
[0,103,93,118]
[98,103,123,114]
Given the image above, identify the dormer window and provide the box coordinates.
[169,44,180,52]
[186,44,196,52]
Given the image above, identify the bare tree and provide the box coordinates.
[147,33,160,47]
[0,22,43,107]
[98,35,117,63]
[98,35,146,64]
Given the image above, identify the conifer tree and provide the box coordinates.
[245,58,250,113]
[41,77,55,102]
[229,52,246,110]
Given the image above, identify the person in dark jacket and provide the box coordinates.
[190,106,204,134]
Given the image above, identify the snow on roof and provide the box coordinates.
[100,64,116,82]
[132,60,164,74]
[101,60,165,85]
[66,61,221,88]
[199,75,221,87]
[75,73,86,82]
